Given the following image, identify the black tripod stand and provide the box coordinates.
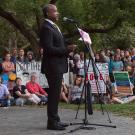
[68,23,116,133]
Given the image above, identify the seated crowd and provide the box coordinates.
[1,47,135,107]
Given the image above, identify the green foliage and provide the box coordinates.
[0,0,49,55]
[0,0,135,54]
[58,0,135,51]
[101,22,135,49]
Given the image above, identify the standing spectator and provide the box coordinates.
[125,56,132,67]
[73,53,81,76]
[2,52,15,73]
[120,50,125,59]
[0,76,10,107]
[26,51,35,62]
[106,50,111,57]
[26,73,48,103]
[131,56,135,75]
[2,52,16,87]
[99,50,109,63]
[112,54,124,72]
[16,48,27,63]
[120,50,125,69]
[130,57,135,86]
[108,52,114,82]
[124,50,131,69]
[116,48,121,56]
[131,48,135,58]
[37,48,44,61]
[10,48,18,64]
[124,50,131,58]
[13,77,41,106]
[0,62,3,74]
[95,53,100,62]
[78,51,85,77]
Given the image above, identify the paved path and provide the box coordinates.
[0,106,135,135]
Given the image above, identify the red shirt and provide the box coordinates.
[26,81,47,96]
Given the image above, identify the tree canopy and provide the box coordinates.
[0,0,135,55]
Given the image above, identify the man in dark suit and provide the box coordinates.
[40,4,76,130]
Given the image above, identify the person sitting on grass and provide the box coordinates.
[26,73,48,104]
[111,82,135,104]
[13,77,41,106]
[60,79,69,103]
[68,75,84,104]
[0,76,10,107]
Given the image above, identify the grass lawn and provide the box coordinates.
[59,102,135,120]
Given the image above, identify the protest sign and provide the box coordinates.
[16,61,48,88]
[87,63,108,93]
[16,61,69,88]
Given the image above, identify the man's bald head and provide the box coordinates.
[42,4,59,21]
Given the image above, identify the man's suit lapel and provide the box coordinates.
[44,20,63,38]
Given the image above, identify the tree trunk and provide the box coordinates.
[0,7,39,54]
[0,0,123,54]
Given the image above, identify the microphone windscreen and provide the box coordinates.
[63,17,67,22]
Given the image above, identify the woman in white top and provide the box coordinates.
[68,76,84,104]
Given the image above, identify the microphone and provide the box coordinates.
[63,17,77,23]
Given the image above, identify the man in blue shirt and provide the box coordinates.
[0,76,10,107]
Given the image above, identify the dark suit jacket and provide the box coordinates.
[40,20,68,75]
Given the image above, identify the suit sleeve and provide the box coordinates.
[40,27,68,56]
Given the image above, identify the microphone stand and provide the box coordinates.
[67,23,116,134]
